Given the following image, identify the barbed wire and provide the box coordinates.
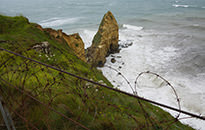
[104,65,157,128]
[0,47,205,122]
[0,77,90,130]
[104,65,136,94]
[135,71,181,118]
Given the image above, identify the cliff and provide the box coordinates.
[0,14,193,130]
[87,11,119,67]
[37,25,86,62]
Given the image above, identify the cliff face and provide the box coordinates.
[86,11,119,67]
[36,11,119,65]
[62,33,86,62]
[37,25,86,62]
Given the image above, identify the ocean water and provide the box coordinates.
[1,0,205,129]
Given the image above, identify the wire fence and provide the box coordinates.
[0,47,205,130]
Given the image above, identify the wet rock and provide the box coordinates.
[111,55,115,57]
[119,41,133,48]
[111,58,116,63]
[116,56,121,58]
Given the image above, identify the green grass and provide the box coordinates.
[0,15,194,130]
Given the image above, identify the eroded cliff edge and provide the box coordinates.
[36,11,119,67]
[36,25,86,62]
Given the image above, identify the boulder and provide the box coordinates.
[32,41,50,54]
[111,58,116,63]
[86,11,119,67]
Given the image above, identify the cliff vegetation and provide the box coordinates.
[0,14,193,130]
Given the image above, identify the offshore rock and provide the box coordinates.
[36,25,86,62]
[111,58,116,63]
[86,11,119,67]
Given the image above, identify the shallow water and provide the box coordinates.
[1,0,205,129]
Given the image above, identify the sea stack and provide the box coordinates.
[86,11,119,67]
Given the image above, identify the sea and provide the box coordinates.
[1,0,205,129]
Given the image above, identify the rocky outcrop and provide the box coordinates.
[62,33,86,62]
[32,41,50,54]
[86,11,119,67]
[36,25,86,62]
[35,11,119,65]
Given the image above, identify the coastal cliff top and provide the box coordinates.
[0,14,193,130]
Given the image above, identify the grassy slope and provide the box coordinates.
[0,15,193,130]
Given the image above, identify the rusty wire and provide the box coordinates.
[104,65,136,94]
[0,47,204,121]
[135,71,181,118]
[0,77,90,130]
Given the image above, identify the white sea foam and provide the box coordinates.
[172,4,198,8]
[122,24,143,31]
[172,4,190,8]
[39,17,81,27]
[40,17,59,23]
[79,29,96,49]
[98,27,205,130]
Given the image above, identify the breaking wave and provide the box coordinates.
[183,24,205,31]
[172,4,196,8]
[122,24,143,31]
[39,17,82,27]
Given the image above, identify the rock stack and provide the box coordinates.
[36,11,119,66]
[86,11,119,67]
